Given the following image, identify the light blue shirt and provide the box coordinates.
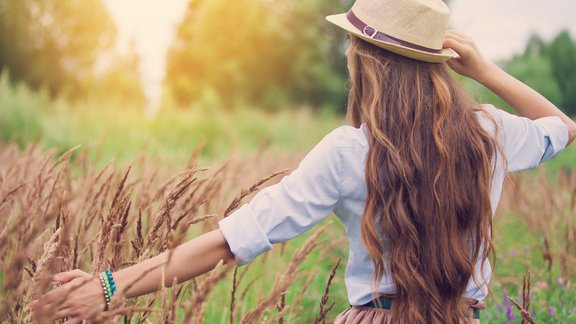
[219,105,569,306]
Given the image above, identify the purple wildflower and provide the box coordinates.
[498,302,504,312]
[506,304,515,321]
[549,306,556,317]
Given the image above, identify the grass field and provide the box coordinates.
[0,73,342,165]
[1,77,576,323]
[0,142,574,323]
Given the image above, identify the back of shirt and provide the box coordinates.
[219,104,569,305]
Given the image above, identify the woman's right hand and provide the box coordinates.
[25,269,105,323]
[443,30,494,83]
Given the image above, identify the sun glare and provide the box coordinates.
[103,0,188,113]
[100,0,576,115]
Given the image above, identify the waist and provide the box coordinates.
[360,295,486,319]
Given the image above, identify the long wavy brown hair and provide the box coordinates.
[347,35,496,323]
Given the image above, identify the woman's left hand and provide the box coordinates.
[25,269,105,323]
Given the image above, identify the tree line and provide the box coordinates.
[0,0,144,105]
[1,0,575,116]
[473,30,576,117]
[165,0,352,111]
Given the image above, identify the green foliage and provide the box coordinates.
[0,71,45,146]
[85,47,147,108]
[506,52,563,107]
[165,0,352,111]
[548,30,576,115]
[460,29,576,118]
[0,75,343,163]
[481,207,576,323]
[0,0,117,97]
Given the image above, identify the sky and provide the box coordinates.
[102,0,188,113]
[451,0,576,61]
[102,0,576,112]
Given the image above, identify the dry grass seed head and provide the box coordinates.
[28,228,62,317]
[185,260,233,323]
[314,258,341,324]
[145,170,198,252]
[223,169,288,218]
[241,222,329,323]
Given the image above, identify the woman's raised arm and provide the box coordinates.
[443,30,576,145]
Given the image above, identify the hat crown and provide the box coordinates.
[351,0,449,50]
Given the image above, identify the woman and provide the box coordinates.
[27,0,576,323]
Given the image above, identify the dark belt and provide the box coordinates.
[360,295,482,319]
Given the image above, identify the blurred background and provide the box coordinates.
[1,1,576,323]
[1,0,575,162]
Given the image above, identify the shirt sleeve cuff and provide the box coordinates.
[535,116,569,162]
[219,204,273,266]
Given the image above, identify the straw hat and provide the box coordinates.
[326,0,456,63]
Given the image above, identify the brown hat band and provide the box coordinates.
[346,11,442,54]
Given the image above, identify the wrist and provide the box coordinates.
[98,269,118,311]
[474,61,501,86]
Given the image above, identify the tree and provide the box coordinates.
[506,52,563,109]
[524,33,546,56]
[547,30,576,115]
[86,44,146,108]
[463,30,576,117]
[165,0,352,111]
[0,0,116,97]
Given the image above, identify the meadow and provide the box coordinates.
[0,72,341,165]
[1,77,576,323]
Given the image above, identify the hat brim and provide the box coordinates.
[326,13,455,63]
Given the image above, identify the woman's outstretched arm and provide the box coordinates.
[444,30,576,145]
[26,229,234,323]
[114,229,234,297]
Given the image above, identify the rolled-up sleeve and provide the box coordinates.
[219,129,343,265]
[492,107,569,172]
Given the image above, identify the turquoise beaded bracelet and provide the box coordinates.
[104,269,117,295]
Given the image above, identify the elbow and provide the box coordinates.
[222,241,237,265]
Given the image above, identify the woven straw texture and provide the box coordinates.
[326,0,455,63]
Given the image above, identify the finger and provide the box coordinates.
[39,284,67,304]
[42,275,90,305]
[444,31,467,44]
[28,303,75,322]
[26,300,42,316]
[446,30,473,42]
[443,38,467,55]
[63,317,84,324]
[28,301,59,322]
[444,33,475,53]
[32,288,72,315]
[50,306,79,321]
[53,269,87,283]
[445,59,462,71]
